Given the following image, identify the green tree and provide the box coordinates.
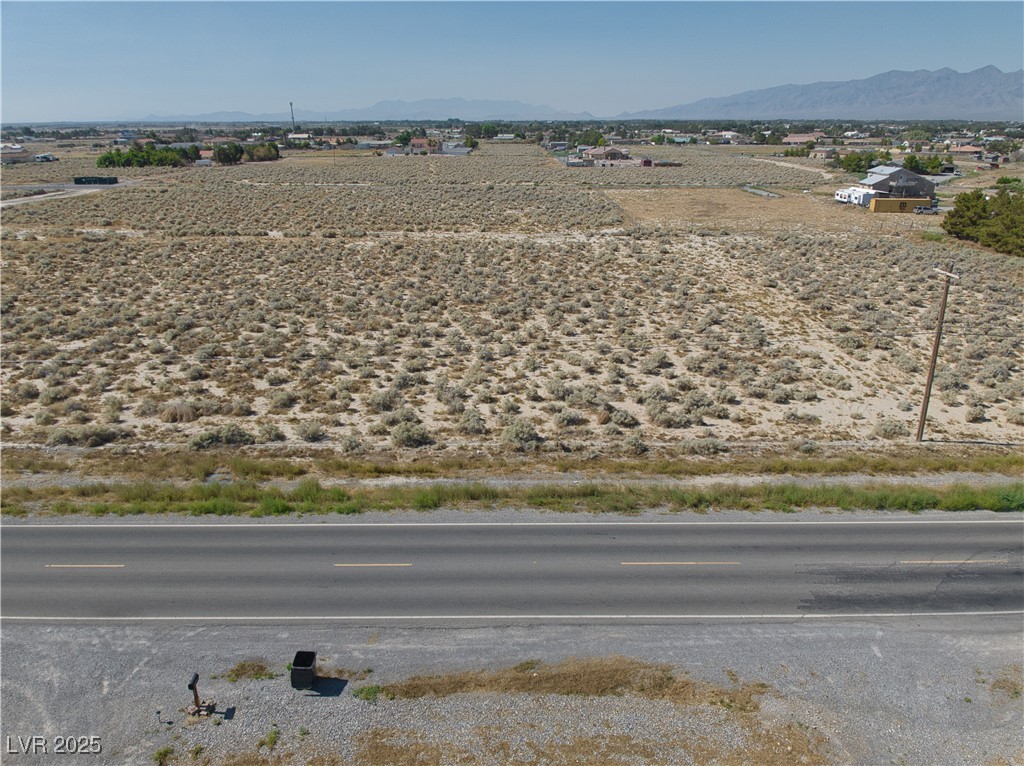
[975,190,1024,257]
[395,131,413,146]
[573,129,603,147]
[97,143,188,168]
[213,143,244,165]
[836,150,884,174]
[987,139,1021,155]
[902,154,923,172]
[941,189,989,240]
[243,142,280,162]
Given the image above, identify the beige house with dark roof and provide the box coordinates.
[582,146,628,160]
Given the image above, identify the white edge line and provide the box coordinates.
[4,519,1023,529]
[3,611,1022,622]
[621,561,741,566]
[44,564,125,568]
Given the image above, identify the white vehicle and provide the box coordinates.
[33,153,57,162]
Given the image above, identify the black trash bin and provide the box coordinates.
[291,651,317,690]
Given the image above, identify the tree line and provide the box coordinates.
[96,141,278,168]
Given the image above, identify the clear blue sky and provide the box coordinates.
[2,1,1022,122]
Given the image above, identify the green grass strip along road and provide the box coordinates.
[4,450,1023,481]
[3,480,1022,516]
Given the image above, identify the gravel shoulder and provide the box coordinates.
[1,619,1021,765]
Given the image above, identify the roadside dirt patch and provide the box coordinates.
[352,720,829,766]
[342,658,830,765]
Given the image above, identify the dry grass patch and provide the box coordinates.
[217,659,279,683]
[203,756,345,766]
[990,664,1023,701]
[317,665,372,682]
[380,656,771,711]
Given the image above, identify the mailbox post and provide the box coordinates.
[186,673,215,717]
[188,673,201,708]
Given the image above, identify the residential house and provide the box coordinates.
[859,165,935,199]
[0,144,32,164]
[441,142,472,156]
[409,137,441,154]
[582,146,628,161]
[783,132,826,145]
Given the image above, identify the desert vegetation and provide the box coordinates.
[2,142,1022,460]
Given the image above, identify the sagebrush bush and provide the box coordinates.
[338,432,365,453]
[871,419,909,439]
[678,438,727,455]
[501,417,541,451]
[160,401,196,424]
[391,421,432,448]
[190,424,255,450]
[1005,406,1024,426]
[366,388,402,413]
[623,434,648,455]
[965,406,987,423]
[258,422,286,442]
[46,425,124,447]
[457,408,488,435]
[295,420,326,442]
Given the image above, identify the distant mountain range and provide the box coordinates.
[139,67,1022,123]
[618,66,1023,121]
[143,98,595,124]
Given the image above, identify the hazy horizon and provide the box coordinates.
[3,1,1023,123]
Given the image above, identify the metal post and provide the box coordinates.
[916,267,960,442]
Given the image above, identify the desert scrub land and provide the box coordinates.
[2,142,1022,460]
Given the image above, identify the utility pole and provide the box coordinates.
[916,266,960,442]
[290,102,296,134]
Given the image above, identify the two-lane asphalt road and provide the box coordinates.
[2,520,1021,622]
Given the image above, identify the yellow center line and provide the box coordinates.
[45,564,125,569]
[334,563,413,568]
[900,559,1008,565]
[621,561,741,566]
